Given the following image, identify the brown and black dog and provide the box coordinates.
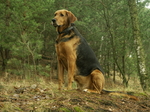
[52,9,104,93]
[51,9,138,100]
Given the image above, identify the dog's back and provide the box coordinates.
[72,26,103,76]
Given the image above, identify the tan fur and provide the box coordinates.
[56,36,80,90]
[53,9,77,33]
[74,70,105,94]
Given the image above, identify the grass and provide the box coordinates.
[0,72,148,97]
[0,74,59,112]
[0,72,149,96]
[0,72,149,111]
[105,75,144,93]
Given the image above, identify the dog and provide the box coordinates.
[52,9,104,93]
[51,9,138,100]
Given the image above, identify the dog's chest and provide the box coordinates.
[55,38,80,69]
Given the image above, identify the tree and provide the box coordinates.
[128,0,148,91]
[0,0,54,78]
[0,0,11,72]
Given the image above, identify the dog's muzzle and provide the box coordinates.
[52,19,56,23]
[51,19,57,27]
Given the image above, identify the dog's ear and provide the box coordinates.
[67,11,77,23]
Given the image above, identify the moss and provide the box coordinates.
[59,107,71,112]
[74,106,84,112]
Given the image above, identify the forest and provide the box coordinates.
[0,0,150,111]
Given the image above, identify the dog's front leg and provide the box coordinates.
[58,61,64,90]
[67,56,76,90]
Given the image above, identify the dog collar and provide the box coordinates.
[56,23,76,43]
[58,26,74,34]
[56,34,76,44]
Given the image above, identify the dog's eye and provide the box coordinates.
[60,14,64,16]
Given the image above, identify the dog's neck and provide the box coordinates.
[56,23,75,44]
[57,23,75,35]
[58,26,74,35]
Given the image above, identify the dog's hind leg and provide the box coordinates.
[84,69,105,94]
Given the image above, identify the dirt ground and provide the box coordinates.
[0,78,150,112]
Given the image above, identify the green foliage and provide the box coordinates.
[0,0,54,77]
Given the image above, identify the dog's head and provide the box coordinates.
[52,9,77,27]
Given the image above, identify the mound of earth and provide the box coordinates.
[0,84,150,112]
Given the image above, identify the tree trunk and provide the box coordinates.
[0,0,11,72]
[102,3,128,86]
[128,0,148,91]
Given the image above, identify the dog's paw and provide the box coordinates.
[83,89,88,92]
[83,89,90,93]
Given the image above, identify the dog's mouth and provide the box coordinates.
[51,19,57,27]
[52,22,63,27]
[51,22,58,27]
[52,22,58,27]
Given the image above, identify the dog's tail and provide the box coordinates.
[102,89,139,101]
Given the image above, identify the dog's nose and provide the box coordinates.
[52,19,56,22]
